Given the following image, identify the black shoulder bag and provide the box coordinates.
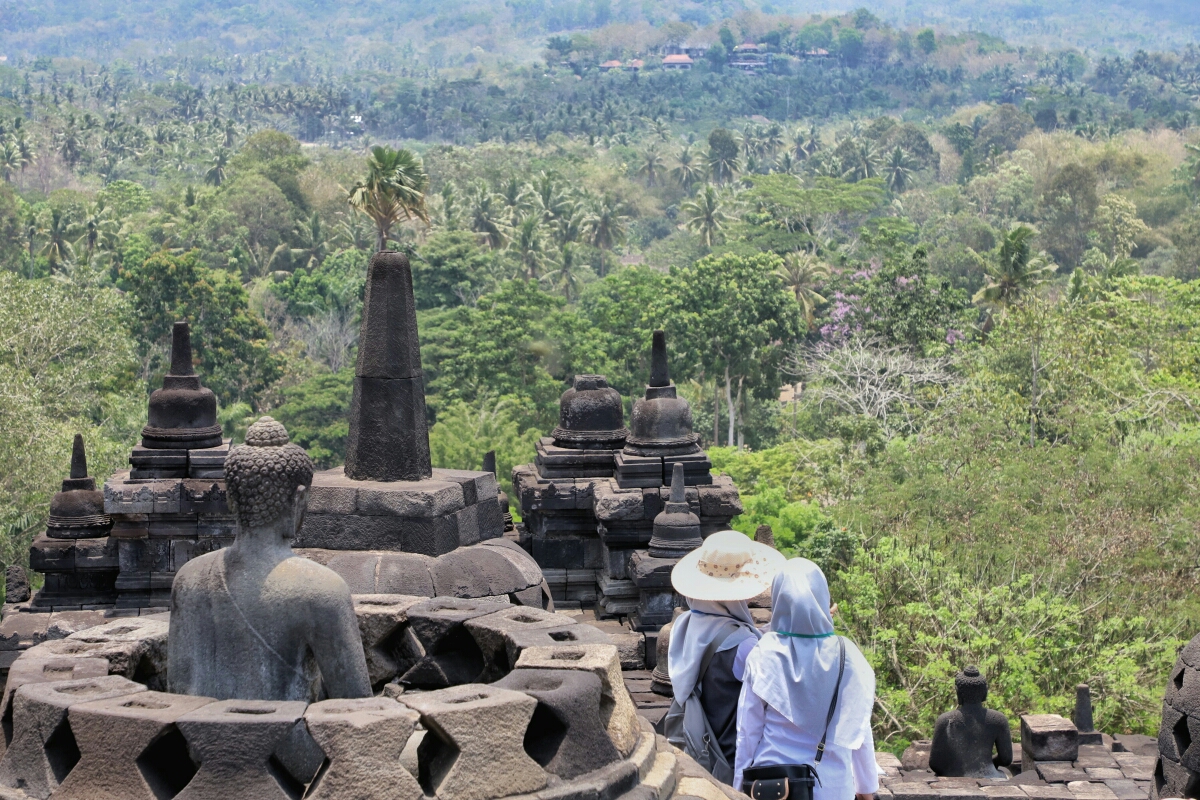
[743,636,847,800]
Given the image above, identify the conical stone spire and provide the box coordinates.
[142,321,222,450]
[344,252,432,482]
[648,463,703,558]
[69,433,88,481]
[47,434,110,538]
[483,450,497,477]
[649,330,670,388]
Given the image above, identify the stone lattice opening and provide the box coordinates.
[137,725,198,800]
[523,702,569,768]
[549,630,581,643]
[1,696,13,748]
[1176,714,1193,760]
[417,726,461,796]
[44,717,81,784]
[267,754,307,800]
[1177,668,1187,692]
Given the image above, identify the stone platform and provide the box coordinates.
[298,466,503,555]
[0,604,746,800]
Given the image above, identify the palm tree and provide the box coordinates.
[972,225,1057,310]
[671,144,705,190]
[883,146,918,192]
[288,212,330,271]
[637,147,666,187]
[468,185,509,249]
[707,146,740,185]
[332,211,374,251]
[681,185,730,247]
[0,140,19,182]
[583,196,629,253]
[72,203,117,264]
[778,252,830,328]
[649,118,672,142]
[1184,143,1200,189]
[39,209,76,274]
[511,213,547,280]
[841,139,881,182]
[204,148,230,186]
[542,243,585,301]
[348,145,430,252]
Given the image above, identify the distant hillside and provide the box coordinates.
[0,0,1196,62]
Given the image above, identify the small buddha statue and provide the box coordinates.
[168,417,371,702]
[928,666,1013,779]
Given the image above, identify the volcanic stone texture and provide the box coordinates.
[494,668,621,779]
[343,252,432,483]
[297,467,504,556]
[304,697,423,800]
[0,675,147,799]
[53,690,211,800]
[403,684,548,800]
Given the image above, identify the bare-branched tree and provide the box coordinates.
[790,338,957,437]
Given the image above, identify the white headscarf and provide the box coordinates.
[668,598,760,701]
[743,559,875,750]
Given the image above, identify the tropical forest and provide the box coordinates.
[2,0,1200,752]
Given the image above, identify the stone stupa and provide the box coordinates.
[294,251,550,606]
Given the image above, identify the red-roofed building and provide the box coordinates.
[600,60,622,71]
[626,59,644,71]
[662,53,694,70]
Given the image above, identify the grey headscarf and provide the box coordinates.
[743,559,875,750]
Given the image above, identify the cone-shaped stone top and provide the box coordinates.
[170,321,195,377]
[142,321,222,450]
[344,252,432,482]
[649,463,703,558]
[48,434,109,538]
[483,450,497,477]
[356,251,423,380]
[70,433,88,480]
[650,330,670,388]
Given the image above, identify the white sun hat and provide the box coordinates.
[670,529,787,602]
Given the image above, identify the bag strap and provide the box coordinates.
[695,621,740,695]
[814,636,846,763]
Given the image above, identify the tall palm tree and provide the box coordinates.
[841,139,881,182]
[511,213,547,280]
[39,209,76,274]
[348,145,429,252]
[583,196,629,253]
[72,203,117,264]
[883,146,918,192]
[778,252,830,328]
[0,140,19,182]
[681,185,730,247]
[637,147,666,187]
[468,185,509,249]
[707,146,740,185]
[204,148,230,186]
[671,144,705,190]
[972,225,1057,310]
[542,243,585,301]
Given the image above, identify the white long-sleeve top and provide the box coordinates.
[734,666,881,799]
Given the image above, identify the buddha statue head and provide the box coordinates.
[224,417,313,542]
[955,666,988,706]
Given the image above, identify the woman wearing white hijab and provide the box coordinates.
[735,558,878,800]
[668,530,787,779]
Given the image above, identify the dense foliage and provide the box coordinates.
[1,0,1199,747]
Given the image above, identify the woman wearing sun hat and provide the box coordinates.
[734,558,878,800]
[665,529,787,783]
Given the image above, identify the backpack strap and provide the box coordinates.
[814,636,846,763]
[694,621,741,696]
